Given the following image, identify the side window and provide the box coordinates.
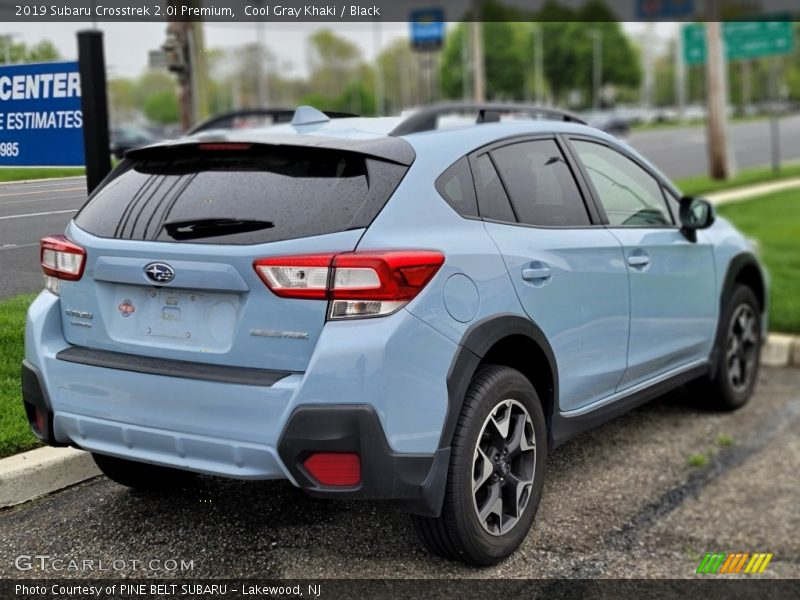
[472,153,516,223]
[491,139,590,227]
[435,157,479,218]
[571,140,674,227]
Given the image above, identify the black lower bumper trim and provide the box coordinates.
[56,346,297,387]
[21,360,66,446]
[278,405,449,517]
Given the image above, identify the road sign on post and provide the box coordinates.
[409,7,445,52]
[683,18,795,65]
[0,61,84,166]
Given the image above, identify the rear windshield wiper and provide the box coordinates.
[162,218,274,240]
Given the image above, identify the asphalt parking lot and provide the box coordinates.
[1,367,797,579]
[0,177,86,300]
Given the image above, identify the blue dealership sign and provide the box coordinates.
[0,61,84,166]
[410,7,445,51]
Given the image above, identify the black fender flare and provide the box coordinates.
[440,313,559,451]
[710,252,766,377]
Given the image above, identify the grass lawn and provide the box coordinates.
[0,293,40,458]
[717,190,800,334]
[0,167,85,182]
[675,162,800,198]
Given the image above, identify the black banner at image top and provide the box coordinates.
[2,0,799,23]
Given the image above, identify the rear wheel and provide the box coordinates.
[411,365,547,565]
[92,453,197,492]
[701,285,762,410]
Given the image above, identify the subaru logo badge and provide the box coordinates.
[144,262,175,284]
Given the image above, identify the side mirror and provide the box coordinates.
[679,196,715,242]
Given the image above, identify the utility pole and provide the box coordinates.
[461,24,470,101]
[590,30,603,109]
[532,24,544,104]
[705,14,734,179]
[255,2,268,107]
[470,0,485,102]
[642,24,655,109]
[373,20,384,115]
[675,27,686,121]
[769,57,781,175]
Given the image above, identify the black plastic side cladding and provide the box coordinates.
[21,360,67,447]
[277,404,447,516]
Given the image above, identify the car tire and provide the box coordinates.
[92,453,197,492]
[411,364,547,566]
[701,285,762,411]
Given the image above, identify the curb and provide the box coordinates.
[0,446,99,508]
[1,333,798,508]
[705,177,800,206]
[0,175,85,187]
[762,333,800,368]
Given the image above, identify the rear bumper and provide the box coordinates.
[23,291,455,514]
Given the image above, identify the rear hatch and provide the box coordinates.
[57,141,410,372]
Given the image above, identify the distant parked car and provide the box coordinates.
[584,110,631,137]
[188,108,357,135]
[109,126,157,160]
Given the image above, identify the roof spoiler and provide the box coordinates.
[125,135,415,166]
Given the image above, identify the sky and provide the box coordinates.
[7,21,676,80]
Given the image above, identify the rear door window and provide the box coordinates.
[472,154,516,223]
[75,146,408,245]
[490,139,590,227]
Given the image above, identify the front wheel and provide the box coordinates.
[411,365,547,566]
[702,285,762,410]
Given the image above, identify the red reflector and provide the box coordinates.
[197,143,252,151]
[303,452,361,486]
[34,408,46,434]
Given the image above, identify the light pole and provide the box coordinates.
[531,24,544,104]
[589,30,603,110]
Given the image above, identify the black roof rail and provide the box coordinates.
[188,108,358,135]
[389,102,587,136]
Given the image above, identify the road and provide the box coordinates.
[1,367,797,579]
[628,114,800,180]
[0,177,86,300]
[2,115,800,300]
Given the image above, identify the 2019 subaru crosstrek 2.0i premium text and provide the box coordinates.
[23,104,767,565]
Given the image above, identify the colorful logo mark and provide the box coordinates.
[696,552,773,574]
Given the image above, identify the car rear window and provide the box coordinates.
[74,145,408,245]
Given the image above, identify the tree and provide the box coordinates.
[307,30,362,99]
[143,90,179,124]
[377,39,425,112]
[0,38,60,63]
[541,2,641,106]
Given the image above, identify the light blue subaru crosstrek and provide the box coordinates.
[23,104,767,565]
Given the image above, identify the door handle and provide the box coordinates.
[522,266,552,281]
[627,253,650,268]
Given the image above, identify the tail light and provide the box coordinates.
[40,235,86,295]
[253,250,444,319]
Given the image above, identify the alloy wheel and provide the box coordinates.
[471,399,536,536]
[726,303,759,393]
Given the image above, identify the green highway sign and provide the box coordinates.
[683,19,795,65]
